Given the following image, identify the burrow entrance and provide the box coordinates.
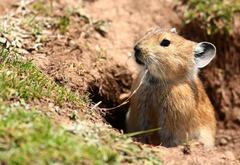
[87,64,133,131]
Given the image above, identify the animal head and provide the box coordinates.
[134,27,216,81]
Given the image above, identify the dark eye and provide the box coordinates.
[160,39,170,47]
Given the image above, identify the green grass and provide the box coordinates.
[0,46,86,107]
[31,0,52,16]
[0,105,119,164]
[183,0,240,35]
[57,16,71,33]
[0,103,162,164]
[0,46,118,164]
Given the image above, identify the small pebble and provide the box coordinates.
[219,138,228,146]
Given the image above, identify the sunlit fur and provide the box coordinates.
[126,28,216,147]
[135,28,198,81]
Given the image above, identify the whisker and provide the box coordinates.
[147,55,168,88]
[102,69,149,111]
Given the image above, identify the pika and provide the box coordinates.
[126,28,216,147]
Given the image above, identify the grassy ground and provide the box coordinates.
[0,1,162,164]
[183,0,240,35]
[0,106,118,164]
[0,42,161,165]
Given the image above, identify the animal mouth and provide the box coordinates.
[134,47,145,65]
[135,56,145,65]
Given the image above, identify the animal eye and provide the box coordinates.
[160,39,170,47]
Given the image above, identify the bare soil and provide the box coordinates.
[1,0,240,164]
[0,0,17,15]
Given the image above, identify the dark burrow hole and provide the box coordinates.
[88,87,129,131]
[87,65,133,132]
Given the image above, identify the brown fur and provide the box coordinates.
[126,28,216,147]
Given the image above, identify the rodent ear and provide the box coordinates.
[194,42,216,68]
[170,28,177,33]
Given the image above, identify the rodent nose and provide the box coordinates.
[134,45,145,65]
[134,45,141,58]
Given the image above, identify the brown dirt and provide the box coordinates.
[0,0,17,15]
[1,0,240,164]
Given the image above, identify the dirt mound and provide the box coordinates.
[83,0,181,67]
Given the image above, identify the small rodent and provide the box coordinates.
[126,27,216,147]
